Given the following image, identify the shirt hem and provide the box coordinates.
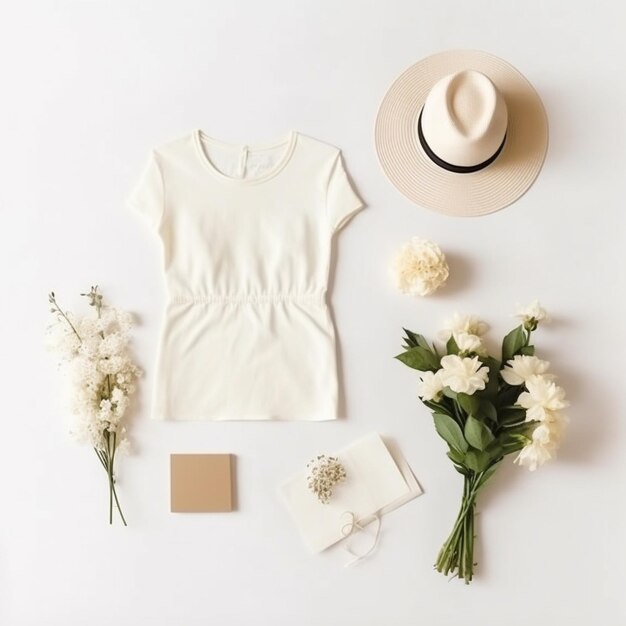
[150,412,338,422]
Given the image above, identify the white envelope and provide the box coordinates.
[279,433,423,553]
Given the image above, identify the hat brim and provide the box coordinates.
[375,50,549,216]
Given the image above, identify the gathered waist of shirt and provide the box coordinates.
[168,291,327,305]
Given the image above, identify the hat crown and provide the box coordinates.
[420,70,508,168]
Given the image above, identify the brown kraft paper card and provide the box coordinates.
[170,454,234,512]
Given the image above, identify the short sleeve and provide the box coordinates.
[326,152,364,232]
[126,151,164,230]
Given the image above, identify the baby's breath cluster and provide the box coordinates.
[46,286,140,525]
[306,455,347,504]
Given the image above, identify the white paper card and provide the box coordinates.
[279,433,422,553]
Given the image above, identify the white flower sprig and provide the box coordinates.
[47,286,141,525]
[396,301,568,583]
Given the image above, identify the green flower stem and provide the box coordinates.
[110,480,128,526]
[435,472,487,584]
[48,293,82,343]
[107,433,113,524]
[91,288,126,524]
[97,433,127,526]
[110,432,127,526]
[452,402,465,425]
[94,448,107,472]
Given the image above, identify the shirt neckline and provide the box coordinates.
[193,129,297,184]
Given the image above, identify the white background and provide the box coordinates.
[2,1,625,624]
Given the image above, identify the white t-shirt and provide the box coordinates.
[128,130,363,420]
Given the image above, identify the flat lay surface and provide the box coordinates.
[1,1,625,624]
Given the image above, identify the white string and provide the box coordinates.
[340,511,382,567]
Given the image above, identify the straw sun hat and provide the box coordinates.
[375,50,548,216]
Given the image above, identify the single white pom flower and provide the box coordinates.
[439,355,489,396]
[501,355,552,386]
[417,370,444,401]
[514,300,548,330]
[517,375,569,422]
[391,237,449,296]
[438,313,489,341]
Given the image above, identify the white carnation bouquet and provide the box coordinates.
[396,302,568,583]
[46,286,141,525]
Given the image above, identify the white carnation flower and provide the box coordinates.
[438,313,489,341]
[453,331,485,356]
[514,300,548,330]
[515,416,566,471]
[517,375,569,422]
[417,370,444,402]
[391,237,449,296]
[439,355,489,396]
[514,440,553,471]
[501,355,552,386]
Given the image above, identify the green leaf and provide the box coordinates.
[446,448,465,465]
[402,329,427,350]
[502,325,526,362]
[498,422,534,455]
[483,357,501,398]
[395,346,440,372]
[480,400,498,423]
[446,335,459,355]
[496,386,522,408]
[464,415,495,451]
[433,413,468,454]
[453,464,470,476]
[402,329,432,351]
[457,393,480,416]
[499,408,527,425]
[476,462,500,488]
[519,345,535,356]
[464,449,491,472]
[423,400,453,417]
[485,440,504,462]
[402,328,419,348]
